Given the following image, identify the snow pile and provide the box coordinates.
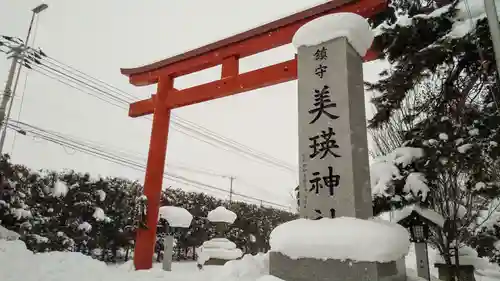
[270,217,410,262]
[158,206,193,228]
[199,238,243,261]
[292,12,374,57]
[255,276,285,281]
[0,239,214,281]
[0,240,113,281]
[207,206,237,224]
[391,205,445,227]
[434,246,483,266]
[0,225,20,241]
[2,237,500,281]
[218,253,269,281]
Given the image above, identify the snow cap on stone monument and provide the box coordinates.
[207,206,237,224]
[158,206,193,228]
[292,12,374,57]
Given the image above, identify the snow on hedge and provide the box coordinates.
[371,147,426,198]
[270,217,410,262]
[93,207,110,222]
[11,208,32,220]
[78,222,92,233]
[207,206,237,224]
[158,206,193,228]
[52,180,68,197]
[292,12,374,57]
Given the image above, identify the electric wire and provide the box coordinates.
[29,53,297,173]
[6,120,290,209]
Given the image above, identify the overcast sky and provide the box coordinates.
[1,0,386,210]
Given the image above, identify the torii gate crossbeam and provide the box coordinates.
[121,0,387,270]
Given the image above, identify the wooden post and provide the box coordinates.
[134,76,173,270]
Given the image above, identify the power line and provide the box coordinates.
[24,52,297,174]
[29,64,298,175]
[5,120,290,209]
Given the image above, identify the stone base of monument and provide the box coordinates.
[199,238,243,266]
[268,217,411,281]
[270,252,405,281]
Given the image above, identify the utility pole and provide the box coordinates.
[228,176,235,203]
[485,0,500,81]
[0,4,48,154]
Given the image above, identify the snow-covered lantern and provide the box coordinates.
[158,206,193,271]
[394,205,443,243]
[198,206,242,266]
[207,206,237,237]
[393,205,444,281]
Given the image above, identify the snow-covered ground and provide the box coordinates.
[1,237,499,281]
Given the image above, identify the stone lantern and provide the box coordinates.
[394,205,444,281]
[199,206,242,266]
[158,206,193,271]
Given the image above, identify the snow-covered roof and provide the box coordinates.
[292,12,374,57]
[270,217,410,263]
[392,205,445,228]
[158,206,193,228]
[207,206,237,224]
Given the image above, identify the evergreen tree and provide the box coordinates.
[368,0,500,273]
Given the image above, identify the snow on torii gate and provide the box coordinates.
[121,0,387,270]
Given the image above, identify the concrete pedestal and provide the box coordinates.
[270,252,406,281]
[162,235,174,271]
[434,263,476,281]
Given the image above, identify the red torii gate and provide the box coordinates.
[121,0,387,270]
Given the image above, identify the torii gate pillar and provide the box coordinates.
[120,0,387,270]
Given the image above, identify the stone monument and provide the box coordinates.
[269,12,410,281]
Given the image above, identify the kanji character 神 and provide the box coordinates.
[309,166,340,196]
